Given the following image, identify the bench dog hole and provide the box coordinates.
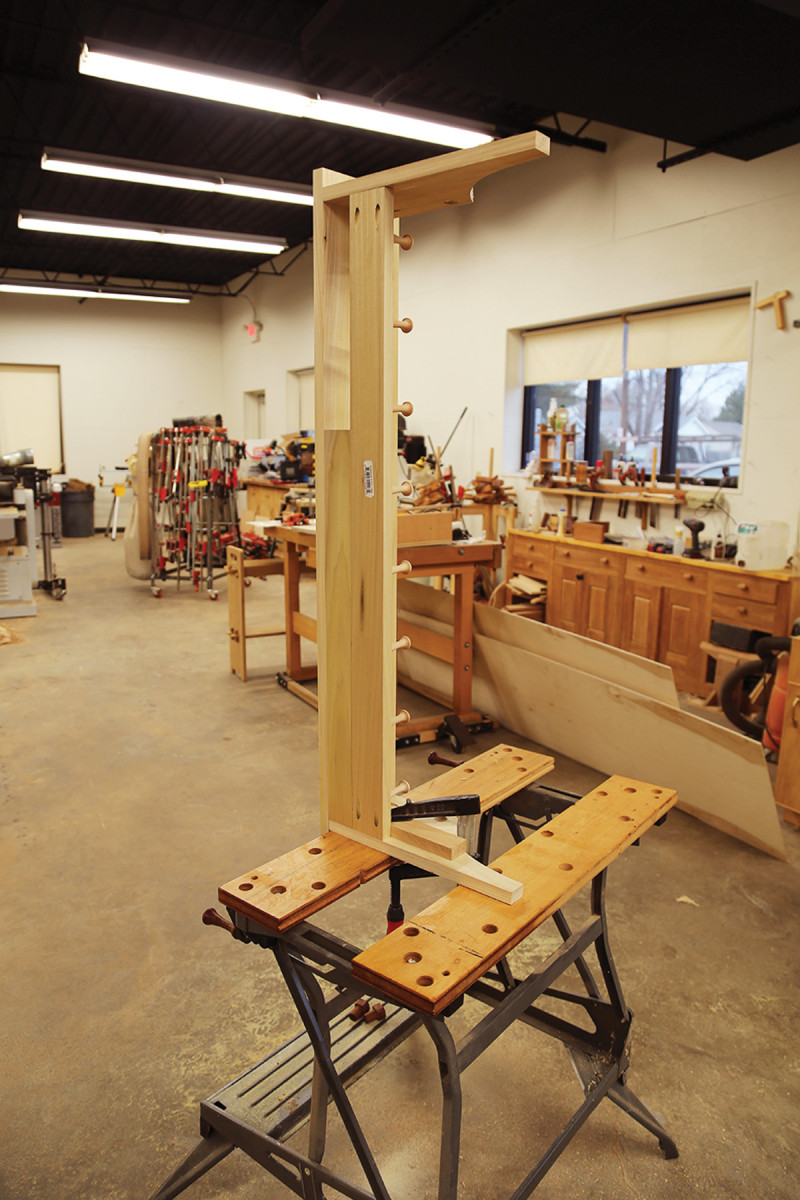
[308,847,322,855]
[311,881,326,891]
[482,924,498,934]
[559,863,574,871]
[403,927,420,937]
[270,885,287,895]
[416,975,434,987]
[403,952,422,964]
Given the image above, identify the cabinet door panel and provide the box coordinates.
[583,570,621,645]
[549,568,583,633]
[621,580,661,659]
[659,587,708,693]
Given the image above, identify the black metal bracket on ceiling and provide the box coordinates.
[0,243,310,300]
[657,101,800,170]
[531,116,606,154]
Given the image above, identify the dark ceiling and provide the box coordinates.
[2,0,799,293]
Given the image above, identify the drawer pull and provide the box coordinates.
[683,572,694,581]
[563,550,571,558]
[601,556,609,565]
[793,697,800,728]
[737,582,749,592]
[637,564,645,572]
[737,605,748,615]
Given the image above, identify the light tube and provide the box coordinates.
[79,41,494,149]
[41,150,314,206]
[0,283,190,303]
[18,212,286,256]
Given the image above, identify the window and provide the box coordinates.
[520,296,749,484]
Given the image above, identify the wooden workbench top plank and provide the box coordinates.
[404,743,554,813]
[352,776,676,1015]
[219,832,394,932]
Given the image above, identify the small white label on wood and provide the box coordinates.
[363,460,375,498]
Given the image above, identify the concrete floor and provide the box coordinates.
[2,535,799,1200]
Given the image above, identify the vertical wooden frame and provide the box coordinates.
[312,131,553,900]
[314,167,354,833]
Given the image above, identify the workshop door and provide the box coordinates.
[0,364,63,471]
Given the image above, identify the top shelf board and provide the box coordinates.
[320,131,550,218]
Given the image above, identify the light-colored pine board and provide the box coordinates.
[352,775,676,1014]
[347,186,397,839]
[391,820,467,860]
[395,583,784,857]
[219,832,393,932]
[321,131,550,219]
[314,167,355,834]
[329,820,522,902]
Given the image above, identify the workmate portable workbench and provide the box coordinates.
[149,748,678,1200]
[153,131,679,1200]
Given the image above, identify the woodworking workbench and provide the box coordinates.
[152,130,679,1200]
[149,749,679,1200]
[276,524,502,747]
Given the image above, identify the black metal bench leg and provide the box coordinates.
[147,1129,233,1200]
[274,940,394,1200]
[606,1080,680,1159]
[422,1017,464,1200]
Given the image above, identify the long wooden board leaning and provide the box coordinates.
[397,585,784,858]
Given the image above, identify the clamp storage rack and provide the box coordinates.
[148,424,242,599]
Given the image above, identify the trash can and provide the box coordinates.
[61,487,95,537]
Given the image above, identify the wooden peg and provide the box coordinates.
[394,317,413,333]
[392,559,413,576]
[391,780,411,798]
[394,401,414,417]
[392,635,412,652]
[755,289,790,330]
[394,233,414,250]
[393,480,413,497]
[394,709,411,726]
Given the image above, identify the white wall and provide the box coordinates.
[0,292,222,522]
[8,126,798,553]
[219,124,800,558]
[219,249,314,442]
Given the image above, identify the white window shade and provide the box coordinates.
[627,297,750,370]
[523,318,623,385]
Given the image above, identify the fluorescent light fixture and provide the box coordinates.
[0,283,190,303]
[79,40,494,150]
[18,211,287,256]
[41,148,314,206]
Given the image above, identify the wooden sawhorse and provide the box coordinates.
[226,545,286,682]
[148,750,678,1200]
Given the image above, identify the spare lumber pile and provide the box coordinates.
[462,474,516,505]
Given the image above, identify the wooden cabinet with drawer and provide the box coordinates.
[620,556,709,693]
[549,543,623,645]
[505,530,800,696]
[710,569,785,635]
